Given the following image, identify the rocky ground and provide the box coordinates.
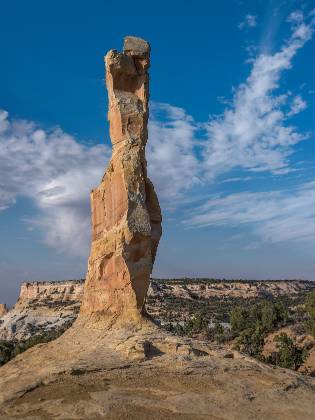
[1,278,315,419]
[1,279,315,373]
[0,318,315,420]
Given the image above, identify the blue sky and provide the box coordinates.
[1,0,315,305]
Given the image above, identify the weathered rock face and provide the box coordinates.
[18,281,84,303]
[80,37,162,323]
[0,281,83,341]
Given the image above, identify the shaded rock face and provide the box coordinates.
[80,37,162,323]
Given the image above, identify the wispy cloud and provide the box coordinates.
[287,94,307,116]
[220,176,253,184]
[238,14,257,30]
[0,110,110,256]
[148,102,200,203]
[203,12,313,178]
[186,181,315,245]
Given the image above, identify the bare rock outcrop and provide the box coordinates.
[80,36,162,324]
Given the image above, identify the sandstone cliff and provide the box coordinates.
[0,280,83,341]
[18,280,83,302]
[148,278,314,300]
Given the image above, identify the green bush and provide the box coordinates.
[230,307,245,334]
[230,300,290,359]
[184,310,208,335]
[230,300,288,336]
[235,324,266,358]
[0,340,14,366]
[268,333,307,370]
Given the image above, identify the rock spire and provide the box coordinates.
[0,304,7,318]
[80,36,162,323]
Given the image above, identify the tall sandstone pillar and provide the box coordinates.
[80,36,162,324]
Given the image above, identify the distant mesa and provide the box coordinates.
[0,281,83,342]
[1,277,313,342]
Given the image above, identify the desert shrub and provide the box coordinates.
[0,321,75,366]
[291,322,307,336]
[213,320,224,335]
[257,301,287,330]
[0,340,14,366]
[230,307,248,334]
[230,300,288,337]
[268,333,307,370]
[235,325,266,358]
[207,320,232,343]
[230,300,290,359]
[10,329,62,358]
[184,310,208,335]
[174,323,185,336]
[292,305,307,323]
[305,291,315,337]
[262,301,288,329]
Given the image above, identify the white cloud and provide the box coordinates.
[220,176,253,184]
[0,111,110,257]
[287,95,307,116]
[186,181,315,244]
[238,14,257,30]
[287,11,304,25]
[148,103,200,203]
[203,16,313,178]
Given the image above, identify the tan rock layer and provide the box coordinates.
[18,281,84,304]
[80,36,162,323]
